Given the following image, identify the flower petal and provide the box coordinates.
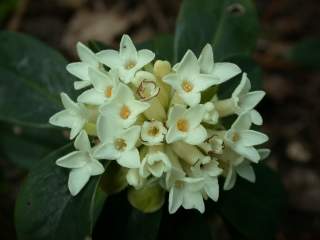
[119,34,138,61]
[233,145,260,163]
[56,151,88,168]
[250,109,263,125]
[182,191,205,213]
[68,167,91,196]
[211,62,241,83]
[74,130,91,152]
[77,42,98,66]
[177,50,200,77]
[232,72,251,98]
[137,49,155,68]
[198,44,214,73]
[88,160,105,175]
[89,67,113,91]
[238,130,269,146]
[117,148,140,168]
[97,49,121,69]
[166,126,184,143]
[236,161,255,182]
[185,105,205,128]
[179,91,201,107]
[66,62,90,81]
[239,91,265,112]
[93,143,119,160]
[77,88,106,105]
[168,186,184,214]
[205,177,219,201]
[185,125,207,145]
[167,104,186,127]
[60,93,78,110]
[223,167,236,190]
[231,113,251,131]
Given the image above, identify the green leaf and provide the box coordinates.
[0,31,76,127]
[15,144,106,240]
[216,164,286,240]
[0,122,68,169]
[128,184,165,213]
[174,0,259,61]
[137,34,174,62]
[87,40,109,53]
[100,162,128,195]
[288,38,320,69]
[218,54,262,99]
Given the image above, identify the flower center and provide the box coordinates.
[148,126,160,136]
[231,132,240,142]
[176,119,189,132]
[114,138,127,151]
[181,80,193,92]
[120,105,131,119]
[125,60,136,70]
[104,86,113,98]
[175,180,184,188]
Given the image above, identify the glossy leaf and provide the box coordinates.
[0,31,76,127]
[0,122,68,169]
[174,0,259,61]
[216,164,286,240]
[15,144,106,240]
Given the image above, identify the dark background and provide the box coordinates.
[0,0,320,239]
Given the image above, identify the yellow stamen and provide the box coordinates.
[232,132,240,142]
[148,126,160,136]
[175,180,184,188]
[182,80,193,92]
[115,138,127,151]
[125,60,136,70]
[105,86,113,98]
[120,105,131,119]
[176,119,189,132]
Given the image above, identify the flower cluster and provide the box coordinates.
[49,35,269,214]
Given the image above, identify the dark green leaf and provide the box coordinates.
[137,34,174,62]
[0,122,68,169]
[15,144,105,240]
[174,0,259,61]
[216,164,286,240]
[218,54,262,99]
[288,38,320,69]
[0,31,76,127]
[0,0,18,22]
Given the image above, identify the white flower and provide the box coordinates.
[94,116,141,168]
[100,83,150,128]
[199,133,224,155]
[49,93,89,139]
[66,42,102,90]
[97,35,155,84]
[225,113,268,163]
[198,44,241,82]
[166,104,207,145]
[141,120,167,145]
[231,73,265,124]
[127,168,146,189]
[203,102,219,125]
[56,130,104,196]
[77,68,119,105]
[163,50,219,106]
[168,177,205,214]
[191,158,222,201]
[140,146,172,178]
[223,148,270,190]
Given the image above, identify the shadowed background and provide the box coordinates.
[0,0,320,239]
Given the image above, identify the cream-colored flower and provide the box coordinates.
[97,35,155,84]
[166,104,207,145]
[141,120,167,145]
[163,50,219,106]
[100,83,150,128]
[67,42,102,90]
[56,131,104,196]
